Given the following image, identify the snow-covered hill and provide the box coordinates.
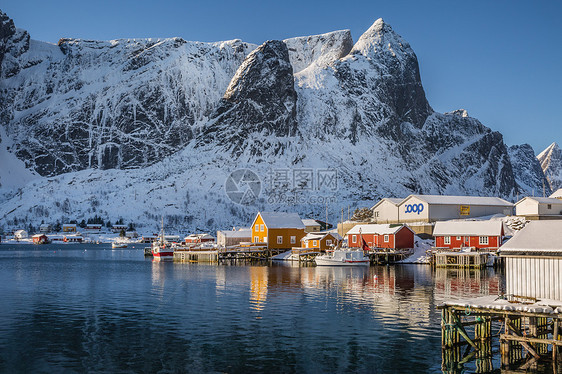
[0,10,549,231]
[537,142,562,192]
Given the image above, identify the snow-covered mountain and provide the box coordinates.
[0,10,548,231]
[508,144,551,196]
[537,142,562,192]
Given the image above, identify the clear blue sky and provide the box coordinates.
[2,1,560,153]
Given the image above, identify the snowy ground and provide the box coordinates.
[396,237,433,264]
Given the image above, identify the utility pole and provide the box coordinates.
[325,202,328,231]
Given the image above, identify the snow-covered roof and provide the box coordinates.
[217,229,251,238]
[404,194,513,207]
[257,212,305,229]
[500,221,562,253]
[32,234,47,238]
[346,224,412,235]
[371,197,403,210]
[301,219,321,227]
[184,233,214,240]
[302,232,338,241]
[63,223,77,227]
[549,189,562,198]
[433,220,504,236]
[515,196,562,205]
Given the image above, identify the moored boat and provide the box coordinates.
[112,242,128,248]
[151,217,174,260]
[314,249,370,266]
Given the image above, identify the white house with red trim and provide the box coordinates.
[346,224,414,250]
[433,220,504,250]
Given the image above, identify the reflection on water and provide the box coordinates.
[249,266,268,313]
[0,244,506,373]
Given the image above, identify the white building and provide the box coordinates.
[397,195,513,223]
[499,221,562,300]
[14,229,28,240]
[217,228,252,247]
[550,188,562,199]
[515,196,562,219]
[371,198,402,223]
[39,224,52,233]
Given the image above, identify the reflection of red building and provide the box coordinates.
[433,220,504,250]
[434,269,500,297]
[346,224,414,250]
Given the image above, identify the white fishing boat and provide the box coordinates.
[314,249,370,266]
[112,242,128,249]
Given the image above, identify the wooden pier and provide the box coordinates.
[433,251,490,269]
[174,249,219,262]
[290,248,322,262]
[367,249,412,264]
[439,295,562,373]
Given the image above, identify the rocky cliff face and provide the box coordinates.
[0,10,255,176]
[198,40,298,158]
[537,142,562,192]
[0,11,545,230]
[508,144,551,196]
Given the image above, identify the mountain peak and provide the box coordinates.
[537,141,562,191]
[350,18,411,59]
[537,142,560,160]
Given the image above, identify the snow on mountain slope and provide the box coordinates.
[0,12,256,176]
[284,30,353,73]
[0,12,543,232]
[508,144,551,196]
[537,142,562,191]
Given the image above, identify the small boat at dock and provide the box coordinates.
[151,217,174,260]
[112,242,128,249]
[314,249,370,266]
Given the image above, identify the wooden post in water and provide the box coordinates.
[501,315,511,368]
[511,317,522,363]
[475,316,492,373]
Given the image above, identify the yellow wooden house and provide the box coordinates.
[251,212,306,250]
[301,232,340,251]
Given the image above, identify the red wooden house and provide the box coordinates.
[346,224,415,250]
[433,220,504,250]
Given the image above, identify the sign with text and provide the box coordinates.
[460,205,470,215]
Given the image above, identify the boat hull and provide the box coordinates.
[315,257,370,266]
[152,251,174,260]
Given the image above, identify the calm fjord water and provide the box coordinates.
[0,244,503,373]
